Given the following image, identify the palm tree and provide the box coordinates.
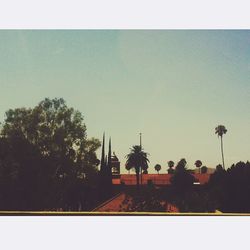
[167,160,175,174]
[194,160,202,174]
[125,164,132,174]
[154,164,161,174]
[125,145,149,188]
[215,125,227,169]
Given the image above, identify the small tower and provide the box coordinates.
[111,152,120,175]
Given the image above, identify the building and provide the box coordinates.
[110,151,214,186]
[111,152,120,175]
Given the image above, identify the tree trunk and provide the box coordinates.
[140,167,143,185]
[221,136,225,169]
[136,171,140,189]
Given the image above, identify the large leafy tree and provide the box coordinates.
[215,125,227,169]
[125,145,149,188]
[0,98,100,210]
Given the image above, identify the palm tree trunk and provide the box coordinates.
[136,171,140,189]
[140,167,143,185]
[220,136,225,169]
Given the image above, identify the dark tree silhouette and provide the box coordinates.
[208,161,250,213]
[154,164,161,174]
[194,160,202,174]
[167,160,175,174]
[215,125,227,169]
[125,164,132,174]
[99,135,113,199]
[125,145,149,188]
[201,166,208,174]
[216,164,223,172]
[0,98,101,211]
[170,158,195,193]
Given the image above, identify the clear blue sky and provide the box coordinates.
[0,30,250,173]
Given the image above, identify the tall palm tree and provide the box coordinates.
[215,125,227,169]
[125,145,149,188]
[154,164,161,174]
[194,160,202,174]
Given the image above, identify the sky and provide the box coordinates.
[0,30,250,173]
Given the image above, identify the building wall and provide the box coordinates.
[112,173,211,185]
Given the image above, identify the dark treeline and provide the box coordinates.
[0,98,249,213]
[163,159,250,213]
[123,156,250,213]
[0,98,113,211]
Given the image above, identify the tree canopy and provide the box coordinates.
[154,164,161,174]
[170,158,195,193]
[125,145,149,187]
[0,98,101,211]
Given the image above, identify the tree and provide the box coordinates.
[154,164,161,174]
[215,125,227,169]
[170,158,195,193]
[224,161,250,212]
[125,145,149,188]
[201,166,208,174]
[125,164,132,174]
[167,160,175,174]
[99,135,113,199]
[0,98,101,210]
[194,160,202,174]
[216,164,223,172]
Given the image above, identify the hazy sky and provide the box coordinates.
[0,30,249,173]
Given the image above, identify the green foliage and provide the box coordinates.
[0,98,101,211]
